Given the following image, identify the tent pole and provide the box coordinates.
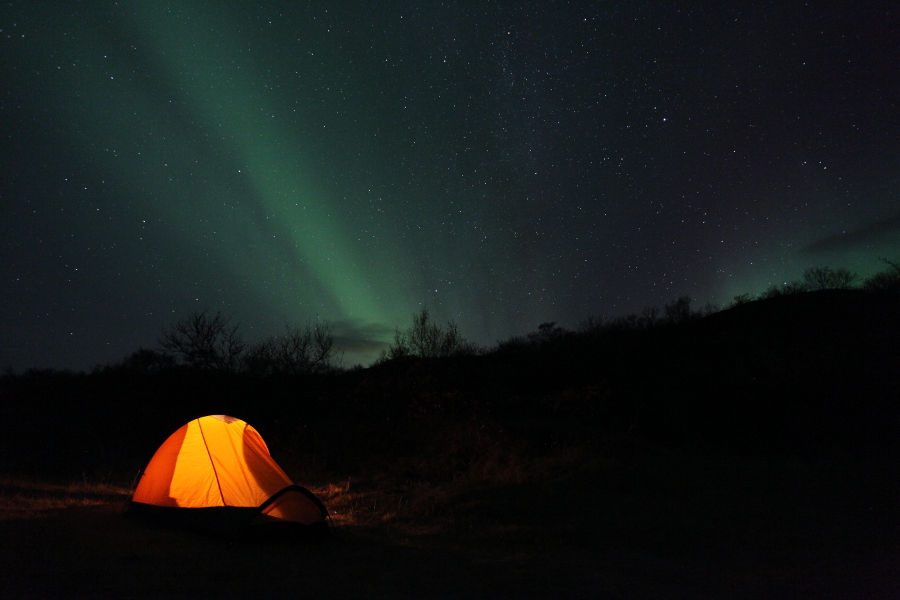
[197,419,227,506]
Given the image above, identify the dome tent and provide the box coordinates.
[128,415,328,535]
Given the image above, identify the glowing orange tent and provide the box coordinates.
[128,415,328,534]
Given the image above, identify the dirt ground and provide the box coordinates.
[1,477,898,600]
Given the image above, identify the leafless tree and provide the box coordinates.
[863,258,900,293]
[803,266,858,290]
[243,337,277,377]
[158,309,246,373]
[640,306,660,329]
[665,296,698,324]
[244,321,340,376]
[116,347,177,374]
[383,306,477,360]
[273,320,339,374]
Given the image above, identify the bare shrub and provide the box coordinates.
[664,296,699,324]
[159,309,246,373]
[761,280,807,299]
[863,258,900,293]
[115,348,176,374]
[803,266,858,290]
[640,306,661,329]
[730,293,753,307]
[159,311,340,375]
[577,315,605,337]
[272,321,340,375]
[382,306,478,360]
[245,321,341,376]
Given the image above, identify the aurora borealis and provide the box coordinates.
[3,2,899,370]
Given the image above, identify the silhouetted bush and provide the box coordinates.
[730,293,753,307]
[159,309,247,373]
[756,266,859,300]
[641,306,661,328]
[494,334,532,354]
[577,315,605,336]
[158,309,341,375]
[803,266,858,290]
[863,258,900,294]
[493,322,581,354]
[576,306,661,336]
[245,321,342,376]
[604,313,640,332]
[761,280,807,299]
[665,296,701,325]
[113,348,177,374]
[380,306,479,361]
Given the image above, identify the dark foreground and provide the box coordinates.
[2,458,898,600]
[2,291,899,597]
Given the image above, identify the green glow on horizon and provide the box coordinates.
[715,243,900,306]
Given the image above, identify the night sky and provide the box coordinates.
[2,2,898,371]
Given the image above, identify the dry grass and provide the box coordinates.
[303,435,900,566]
[0,476,131,520]
[297,424,604,546]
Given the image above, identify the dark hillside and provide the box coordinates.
[644,290,899,454]
[1,291,898,597]
[1,290,898,481]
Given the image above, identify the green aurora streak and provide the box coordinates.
[57,2,409,356]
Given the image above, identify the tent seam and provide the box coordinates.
[197,418,227,506]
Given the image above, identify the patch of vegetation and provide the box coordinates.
[863,258,900,293]
[154,309,342,375]
[0,476,129,520]
[378,305,481,361]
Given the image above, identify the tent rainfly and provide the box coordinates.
[128,415,328,535]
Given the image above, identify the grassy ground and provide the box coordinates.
[2,444,897,599]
